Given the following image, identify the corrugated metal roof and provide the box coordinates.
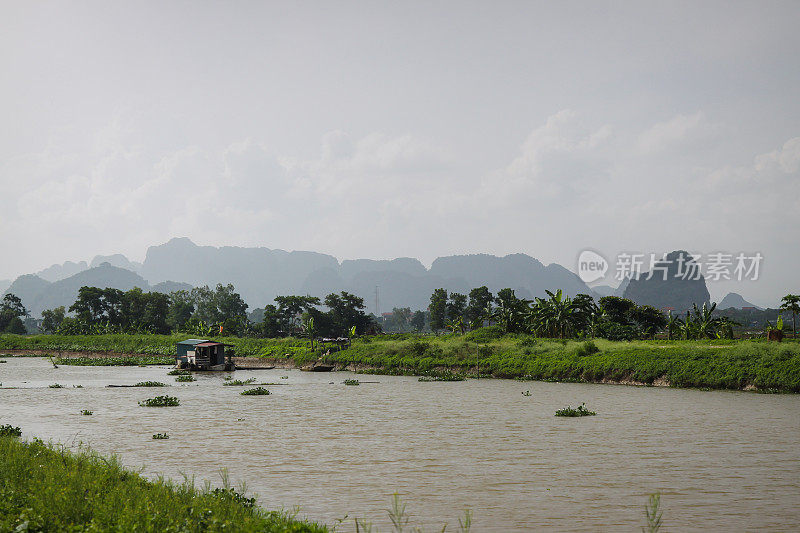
[177,339,209,345]
[195,342,225,347]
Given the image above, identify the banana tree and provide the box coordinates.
[302,316,316,350]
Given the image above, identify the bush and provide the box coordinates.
[465,326,506,343]
[575,341,600,357]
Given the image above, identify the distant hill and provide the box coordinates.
[90,254,142,272]
[36,260,88,282]
[623,251,711,311]
[7,238,600,316]
[4,263,191,317]
[590,284,616,297]
[718,292,761,310]
[14,239,747,318]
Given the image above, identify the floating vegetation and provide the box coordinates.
[555,403,596,417]
[280,376,288,379]
[240,387,270,396]
[55,356,173,366]
[167,369,190,376]
[0,424,22,437]
[80,410,93,416]
[73,385,83,388]
[343,379,360,386]
[222,378,256,386]
[152,433,169,440]
[418,371,466,382]
[0,360,7,363]
[134,381,168,387]
[48,383,64,389]
[522,390,532,396]
[138,395,180,407]
[175,375,196,383]
[211,487,256,509]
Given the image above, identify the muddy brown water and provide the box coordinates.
[1,357,798,532]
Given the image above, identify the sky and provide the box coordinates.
[1,1,799,306]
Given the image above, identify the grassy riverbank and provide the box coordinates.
[0,435,326,532]
[1,331,798,391]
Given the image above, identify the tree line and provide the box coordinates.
[5,284,799,341]
[423,286,800,340]
[33,284,376,339]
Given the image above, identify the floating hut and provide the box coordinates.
[175,339,235,371]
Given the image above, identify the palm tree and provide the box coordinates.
[780,294,800,337]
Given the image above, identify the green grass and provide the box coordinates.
[0,436,326,532]
[3,332,799,392]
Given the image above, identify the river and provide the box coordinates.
[1,357,798,531]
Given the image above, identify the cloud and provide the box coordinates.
[477,110,613,206]
[637,111,718,154]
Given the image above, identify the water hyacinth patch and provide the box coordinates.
[138,395,180,407]
[240,387,270,396]
[152,433,169,440]
[222,378,256,386]
[167,369,190,376]
[343,379,360,386]
[175,375,196,383]
[134,381,168,387]
[80,410,93,416]
[48,383,64,388]
[555,403,596,417]
[0,424,22,437]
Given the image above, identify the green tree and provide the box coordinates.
[323,291,372,336]
[465,286,493,329]
[429,288,448,333]
[274,295,321,335]
[780,294,800,336]
[630,305,667,339]
[41,306,66,334]
[598,296,637,325]
[167,290,195,331]
[410,310,427,332]
[493,288,528,333]
[446,293,467,324]
[1,293,29,333]
[392,307,412,332]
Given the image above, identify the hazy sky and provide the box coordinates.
[2,1,798,306]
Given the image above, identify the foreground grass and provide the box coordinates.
[0,436,326,532]
[2,331,799,391]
